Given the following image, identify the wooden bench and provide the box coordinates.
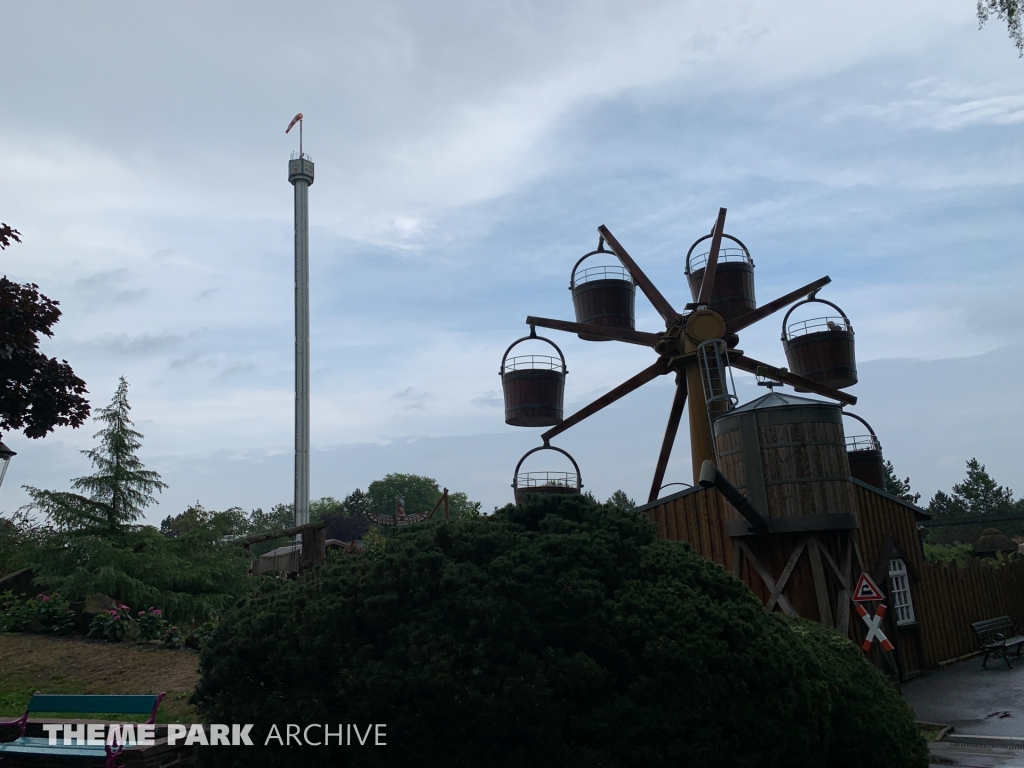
[971,616,1024,669]
[0,693,165,767]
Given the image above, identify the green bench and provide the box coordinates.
[0,692,165,767]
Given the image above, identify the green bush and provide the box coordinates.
[135,606,167,641]
[923,542,973,564]
[87,603,133,641]
[779,617,927,768]
[0,591,76,634]
[31,524,251,624]
[193,494,926,768]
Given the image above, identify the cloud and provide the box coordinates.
[71,269,148,304]
[1,0,1023,517]
[89,331,197,356]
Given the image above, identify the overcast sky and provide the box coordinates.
[2,1,1023,521]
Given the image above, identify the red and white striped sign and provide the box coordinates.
[856,603,895,652]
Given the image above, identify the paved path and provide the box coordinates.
[928,741,1024,767]
[904,657,1024,737]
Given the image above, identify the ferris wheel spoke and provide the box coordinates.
[730,353,857,405]
[525,316,661,347]
[696,208,728,306]
[541,359,670,443]
[596,225,679,323]
[648,375,688,503]
[725,276,832,334]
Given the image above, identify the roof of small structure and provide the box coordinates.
[973,528,1017,555]
[259,544,299,558]
[727,391,836,414]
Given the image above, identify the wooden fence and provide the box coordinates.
[914,557,1024,667]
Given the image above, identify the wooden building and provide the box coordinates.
[638,478,937,679]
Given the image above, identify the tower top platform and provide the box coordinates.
[289,153,314,185]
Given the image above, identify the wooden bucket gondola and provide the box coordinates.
[500,331,567,427]
[570,245,636,341]
[685,233,755,322]
[512,444,583,505]
[844,412,884,489]
[781,298,857,391]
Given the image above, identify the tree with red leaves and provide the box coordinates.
[1,223,90,439]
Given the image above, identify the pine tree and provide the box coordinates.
[24,377,166,531]
[606,489,637,511]
[882,461,921,504]
[927,458,1015,521]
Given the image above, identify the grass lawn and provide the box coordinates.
[0,633,199,723]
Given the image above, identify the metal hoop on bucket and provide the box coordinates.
[569,245,634,290]
[685,233,753,275]
[499,328,567,376]
[843,411,881,452]
[781,297,853,341]
[512,444,583,493]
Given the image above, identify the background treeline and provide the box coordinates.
[884,458,1024,561]
[0,379,490,628]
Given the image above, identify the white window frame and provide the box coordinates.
[888,557,916,626]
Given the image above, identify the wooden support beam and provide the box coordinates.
[696,208,727,306]
[648,376,687,502]
[736,540,798,618]
[525,315,661,347]
[836,535,853,639]
[807,536,834,628]
[597,225,679,323]
[766,537,807,613]
[725,276,832,334]
[542,359,669,443]
[235,521,326,547]
[729,353,857,405]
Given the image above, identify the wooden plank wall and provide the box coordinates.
[644,487,738,570]
[647,482,1024,673]
[853,485,930,675]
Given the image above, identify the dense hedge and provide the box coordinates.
[193,494,926,768]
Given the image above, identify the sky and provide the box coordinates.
[1,1,1023,522]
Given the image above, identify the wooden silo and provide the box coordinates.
[711,392,861,631]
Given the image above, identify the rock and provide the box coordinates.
[83,593,118,615]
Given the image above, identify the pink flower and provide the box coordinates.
[41,596,51,603]
[118,604,129,610]
[138,611,145,616]
[153,609,162,615]
[113,616,121,621]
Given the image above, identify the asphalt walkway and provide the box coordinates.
[901,655,1024,766]
[904,655,1024,737]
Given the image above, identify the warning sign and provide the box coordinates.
[856,603,895,652]
[852,573,884,602]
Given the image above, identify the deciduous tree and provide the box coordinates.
[0,224,89,440]
[979,0,1024,55]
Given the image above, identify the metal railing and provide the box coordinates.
[503,354,563,372]
[846,434,881,452]
[290,151,313,162]
[688,247,752,271]
[573,264,633,287]
[517,471,579,488]
[785,315,852,340]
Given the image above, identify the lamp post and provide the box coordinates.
[0,438,16,491]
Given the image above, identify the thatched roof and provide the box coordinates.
[973,528,1017,557]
